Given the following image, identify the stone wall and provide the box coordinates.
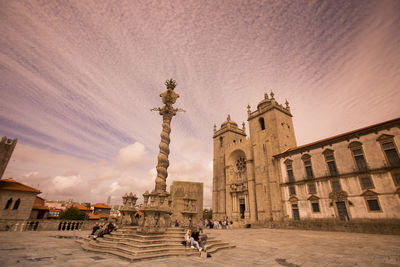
[0,219,98,231]
[0,191,37,220]
[267,219,400,235]
[170,181,203,229]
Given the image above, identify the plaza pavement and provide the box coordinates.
[0,228,399,267]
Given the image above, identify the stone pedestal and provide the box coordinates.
[180,194,198,229]
[137,190,172,233]
[119,192,138,225]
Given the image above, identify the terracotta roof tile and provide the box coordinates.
[92,203,111,209]
[0,178,41,193]
[88,213,100,220]
[73,204,91,211]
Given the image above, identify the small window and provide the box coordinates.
[351,146,368,171]
[360,176,374,190]
[308,183,317,194]
[13,199,20,210]
[259,117,265,130]
[302,155,314,179]
[289,186,296,196]
[367,199,381,211]
[331,180,342,192]
[219,137,223,148]
[305,166,314,179]
[4,198,13,209]
[323,149,338,176]
[285,162,295,182]
[381,141,400,167]
[311,202,320,213]
[391,171,400,186]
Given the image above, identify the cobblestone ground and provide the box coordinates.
[0,228,399,267]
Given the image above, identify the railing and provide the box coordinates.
[0,219,97,232]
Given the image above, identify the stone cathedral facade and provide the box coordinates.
[213,92,400,226]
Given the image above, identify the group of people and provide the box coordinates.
[184,229,207,252]
[89,221,116,240]
[202,218,233,230]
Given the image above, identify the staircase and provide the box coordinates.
[76,226,235,262]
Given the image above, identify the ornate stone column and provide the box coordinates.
[137,79,184,233]
[119,192,138,225]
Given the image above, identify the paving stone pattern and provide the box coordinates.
[0,228,399,266]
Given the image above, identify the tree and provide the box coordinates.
[203,208,212,220]
[59,207,88,220]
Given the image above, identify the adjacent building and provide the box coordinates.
[213,91,400,226]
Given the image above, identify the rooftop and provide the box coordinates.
[274,117,400,158]
[0,178,41,194]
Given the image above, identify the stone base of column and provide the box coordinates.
[136,190,172,234]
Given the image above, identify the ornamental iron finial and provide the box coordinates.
[165,79,177,90]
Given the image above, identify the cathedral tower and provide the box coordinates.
[247,91,296,222]
[212,115,246,219]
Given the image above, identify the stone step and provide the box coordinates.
[111,232,184,239]
[78,239,235,262]
[96,237,229,251]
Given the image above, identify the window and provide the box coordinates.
[392,171,400,186]
[285,160,295,182]
[289,186,296,196]
[349,142,368,171]
[308,183,317,194]
[311,202,320,213]
[353,149,367,171]
[323,150,338,176]
[331,180,342,192]
[219,137,223,148]
[4,198,12,209]
[13,199,20,210]
[366,199,381,211]
[292,204,300,221]
[259,117,265,130]
[302,154,314,179]
[360,176,374,190]
[381,141,400,167]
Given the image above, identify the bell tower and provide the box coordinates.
[212,115,246,219]
[247,91,297,222]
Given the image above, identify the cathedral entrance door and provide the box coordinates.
[239,198,245,219]
[336,201,349,221]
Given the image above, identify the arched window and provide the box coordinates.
[4,198,13,209]
[301,154,314,179]
[259,117,265,130]
[348,141,367,171]
[219,136,223,148]
[13,199,20,210]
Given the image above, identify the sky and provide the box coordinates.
[1,0,399,208]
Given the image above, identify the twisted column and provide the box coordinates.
[155,114,173,192]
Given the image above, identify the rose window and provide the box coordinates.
[235,157,246,172]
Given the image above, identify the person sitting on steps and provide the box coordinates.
[184,229,201,251]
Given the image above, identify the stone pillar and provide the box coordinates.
[137,79,183,234]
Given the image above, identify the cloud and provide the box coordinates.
[116,142,147,168]
[1,0,399,209]
[52,175,82,192]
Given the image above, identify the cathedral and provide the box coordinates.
[212,92,400,225]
